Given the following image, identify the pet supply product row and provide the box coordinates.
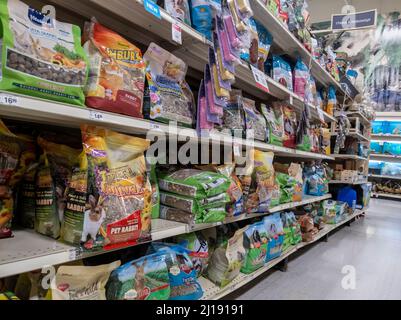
[0,198,353,300]
[0,0,337,142]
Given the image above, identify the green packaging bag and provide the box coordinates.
[241,221,268,274]
[158,169,231,199]
[0,0,88,105]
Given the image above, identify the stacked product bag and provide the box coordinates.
[158,169,231,224]
[281,211,302,251]
[264,213,285,262]
[241,220,268,274]
[0,0,88,106]
[321,200,347,224]
[60,126,152,251]
[83,19,146,118]
[303,162,329,196]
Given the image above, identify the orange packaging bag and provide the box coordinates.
[83,20,146,118]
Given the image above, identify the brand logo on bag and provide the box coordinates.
[28,7,54,28]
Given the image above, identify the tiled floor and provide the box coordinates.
[228,199,401,300]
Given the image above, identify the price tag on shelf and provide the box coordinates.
[150,122,161,130]
[317,107,325,122]
[250,65,269,93]
[0,94,19,106]
[143,0,161,19]
[233,143,241,157]
[172,23,182,45]
[89,110,104,121]
[289,95,293,106]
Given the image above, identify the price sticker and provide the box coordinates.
[0,94,19,106]
[172,23,182,45]
[150,122,161,130]
[289,95,294,105]
[317,107,325,122]
[233,143,241,157]
[250,65,269,93]
[143,0,161,19]
[89,110,104,121]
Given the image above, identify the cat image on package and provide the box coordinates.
[81,195,106,249]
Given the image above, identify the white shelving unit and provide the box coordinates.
[345,111,372,126]
[369,174,401,181]
[372,192,401,199]
[370,154,401,163]
[0,195,331,278]
[200,208,367,300]
[371,134,401,142]
[332,154,368,161]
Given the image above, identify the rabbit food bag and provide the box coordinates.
[106,253,170,300]
[80,125,152,251]
[241,221,268,274]
[151,243,203,300]
[83,20,146,118]
[264,213,285,262]
[0,0,88,105]
[52,261,120,300]
[206,225,246,288]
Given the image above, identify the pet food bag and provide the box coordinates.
[0,0,88,105]
[83,20,146,117]
[148,161,160,219]
[35,137,81,239]
[241,221,268,274]
[174,232,209,277]
[206,225,246,288]
[18,163,38,229]
[281,211,302,251]
[81,125,152,251]
[158,169,231,199]
[261,103,284,146]
[144,43,195,127]
[190,0,213,40]
[164,0,191,25]
[264,213,284,262]
[245,150,275,213]
[243,98,268,141]
[151,243,203,300]
[283,106,297,148]
[0,120,21,238]
[106,253,170,300]
[52,261,120,300]
[159,205,196,225]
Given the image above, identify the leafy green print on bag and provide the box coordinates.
[241,221,268,274]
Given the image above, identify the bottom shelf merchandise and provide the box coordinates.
[0,203,367,300]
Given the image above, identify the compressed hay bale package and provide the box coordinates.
[0,0,88,105]
[60,125,152,251]
[83,20,146,117]
[106,253,170,300]
[52,261,120,300]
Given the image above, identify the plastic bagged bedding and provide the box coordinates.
[158,169,231,199]
[106,253,170,300]
[205,225,246,288]
[144,43,195,127]
[0,0,88,106]
[83,20,145,117]
[151,243,203,300]
[241,221,268,274]
[78,125,152,250]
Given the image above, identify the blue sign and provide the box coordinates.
[331,9,377,31]
[144,0,161,19]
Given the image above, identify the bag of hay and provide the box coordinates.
[241,221,268,274]
[106,253,170,300]
[52,261,120,300]
[0,0,88,105]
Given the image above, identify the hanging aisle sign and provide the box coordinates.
[331,9,377,32]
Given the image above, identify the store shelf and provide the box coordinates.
[370,154,401,163]
[372,192,401,199]
[332,154,369,161]
[0,91,334,161]
[375,112,401,121]
[331,131,370,142]
[371,134,401,142]
[329,180,369,185]
[345,111,372,125]
[369,174,401,181]
[251,0,345,95]
[200,208,367,300]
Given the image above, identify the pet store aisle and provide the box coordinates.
[228,198,401,300]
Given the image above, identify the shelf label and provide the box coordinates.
[0,94,19,106]
[233,143,241,157]
[250,65,269,93]
[150,122,161,130]
[144,0,161,19]
[172,23,182,45]
[68,248,82,261]
[89,110,104,121]
[289,95,294,105]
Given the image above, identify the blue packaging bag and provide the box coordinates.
[337,186,357,208]
[264,213,284,262]
[190,0,213,40]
